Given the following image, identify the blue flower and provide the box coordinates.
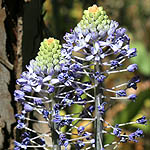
[116,90,127,97]
[128,129,143,142]
[78,126,85,135]
[95,72,106,83]
[113,124,122,137]
[128,94,137,102]
[59,133,67,145]
[24,103,33,112]
[14,90,25,102]
[33,98,43,105]
[21,85,32,92]
[98,102,107,114]
[87,105,95,113]
[127,64,138,72]
[42,109,50,119]
[16,120,25,129]
[61,96,74,107]
[15,114,25,120]
[47,85,55,93]
[75,140,85,149]
[127,48,137,58]
[58,72,74,86]
[127,76,140,89]
[136,116,147,124]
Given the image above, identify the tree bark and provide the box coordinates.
[0,0,45,149]
[0,0,15,149]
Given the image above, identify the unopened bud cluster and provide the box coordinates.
[34,38,65,73]
[77,5,110,35]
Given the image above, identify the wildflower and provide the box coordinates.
[136,116,147,124]
[127,64,138,72]
[24,103,33,112]
[75,140,85,149]
[98,102,107,114]
[128,94,137,102]
[116,90,127,97]
[14,90,25,102]
[128,129,143,142]
[113,124,122,137]
[13,4,145,150]
[78,126,85,135]
[127,76,140,89]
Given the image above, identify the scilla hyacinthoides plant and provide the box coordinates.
[14,4,147,150]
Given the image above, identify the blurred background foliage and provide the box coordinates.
[42,0,150,149]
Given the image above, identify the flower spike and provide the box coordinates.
[14,4,146,150]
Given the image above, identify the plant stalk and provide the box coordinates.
[94,62,103,150]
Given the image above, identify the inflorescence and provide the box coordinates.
[14,4,147,150]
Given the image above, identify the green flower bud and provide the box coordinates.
[53,59,59,65]
[34,38,65,73]
[77,5,111,32]
[47,63,53,69]
[53,54,59,59]
[54,65,60,71]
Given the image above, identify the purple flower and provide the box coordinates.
[88,105,95,113]
[53,114,62,124]
[14,90,25,102]
[113,124,122,137]
[61,97,74,107]
[64,140,69,150]
[127,48,137,58]
[16,77,28,86]
[70,63,81,72]
[47,85,55,93]
[136,116,147,124]
[98,102,107,114]
[14,141,26,150]
[15,114,25,120]
[129,129,143,142]
[78,126,85,135]
[75,140,85,149]
[64,32,76,43]
[33,98,43,105]
[13,4,145,150]
[116,27,126,36]
[42,109,49,119]
[53,104,61,113]
[58,119,72,127]
[16,120,25,129]
[111,60,121,68]
[128,94,137,102]
[24,104,33,112]
[127,76,140,89]
[59,134,67,145]
[116,90,127,97]
[127,64,138,72]
[135,128,143,137]
[21,85,32,92]
[95,73,106,83]
[76,88,84,95]
[58,72,74,86]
